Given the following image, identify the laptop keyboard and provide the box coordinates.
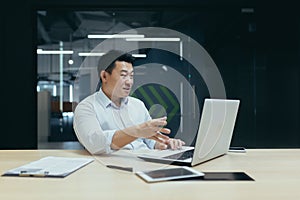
[163,149,195,160]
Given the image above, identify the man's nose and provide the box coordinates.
[124,77,133,84]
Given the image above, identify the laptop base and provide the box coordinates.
[137,156,192,167]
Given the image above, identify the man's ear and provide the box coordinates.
[100,70,107,82]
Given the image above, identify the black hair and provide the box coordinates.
[97,50,135,77]
[95,50,135,91]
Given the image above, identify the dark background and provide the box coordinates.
[1,0,299,149]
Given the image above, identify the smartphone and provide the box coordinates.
[228,147,246,153]
[203,172,254,181]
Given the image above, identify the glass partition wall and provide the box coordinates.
[37,7,300,149]
[37,10,209,148]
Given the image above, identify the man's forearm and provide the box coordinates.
[110,129,137,150]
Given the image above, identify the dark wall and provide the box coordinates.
[1,2,36,149]
[209,5,300,147]
[1,0,299,149]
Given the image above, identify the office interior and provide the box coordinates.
[1,0,300,150]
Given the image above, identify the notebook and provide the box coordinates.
[138,98,240,167]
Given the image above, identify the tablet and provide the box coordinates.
[135,166,204,183]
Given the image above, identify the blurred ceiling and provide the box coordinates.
[36,8,255,84]
[37,10,185,46]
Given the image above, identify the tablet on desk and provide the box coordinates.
[135,166,204,183]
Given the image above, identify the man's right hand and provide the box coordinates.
[124,116,170,141]
[111,117,171,150]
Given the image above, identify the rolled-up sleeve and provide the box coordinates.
[73,99,114,154]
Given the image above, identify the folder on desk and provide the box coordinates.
[2,156,94,178]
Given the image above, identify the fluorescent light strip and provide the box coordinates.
[78,52,105,57]
[132,54,147,58]
[78,52,146,58]
[37,49,73,55]
[53,85,57,96]
[69,85,73,102]
[126,38,180,42]
[88,34,145,39]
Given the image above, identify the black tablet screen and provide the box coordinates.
[145,168,194,179]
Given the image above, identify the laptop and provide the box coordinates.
[138,98,240,167]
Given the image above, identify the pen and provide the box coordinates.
[106,165,133,172]
[19,171,49,177]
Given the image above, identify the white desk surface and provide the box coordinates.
[1,149,300,200]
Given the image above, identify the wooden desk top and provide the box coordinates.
[1,149,300,200]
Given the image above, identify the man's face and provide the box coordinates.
[106,61,134,99]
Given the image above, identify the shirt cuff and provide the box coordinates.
[102,129,117,154]
[143,138,156,149]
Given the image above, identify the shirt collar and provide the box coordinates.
[98,88,129,109]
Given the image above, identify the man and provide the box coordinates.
[73,50,185,154]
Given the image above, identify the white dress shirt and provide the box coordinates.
[73,88,156,154]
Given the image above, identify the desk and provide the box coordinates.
[0,149,300,200]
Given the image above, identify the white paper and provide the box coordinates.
[3,156,94,177]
